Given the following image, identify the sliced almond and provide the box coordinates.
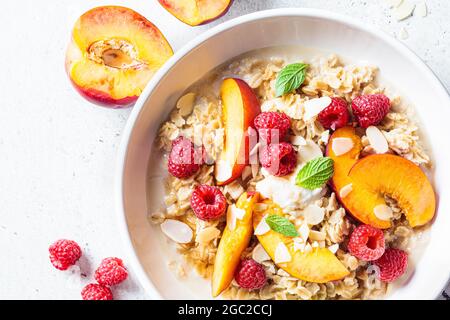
[304,243,312,253]
[394,1,415,21]
[176,92,196,117]
[274,242,291,264]
[304,204,326,225]
[366,126,389,154]
[196,226,220,244]
[293,238,305,252]
[160,219,193,244]
[374,204,394,221]
[331,137,354,156]
[291,135,307,146]
[303,96,332,120]
[328,243,339,254]
[415,1,427,17]
[298,140,323,163]
[254,203,268,212]
[252,244,271,263]
[339,183,353,199]
[298,222,310,241]
[399,27,409,40]
[225,182,244,200]
[309,230,327,241]
[385,0,403,8]
[254,214,270,235]
[215,159,232,182]
[230,204,246,220]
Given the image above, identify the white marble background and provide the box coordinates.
[0,0,448,299]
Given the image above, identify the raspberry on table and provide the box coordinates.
[49,239,82,271]
[81,283,113,300]
[373,248,408,282]
[95,257,128,286]
[234,259,267,290]
[318,97,350,130]
[254,111,291,144]
[351,94,390,128]
[260,142,297,176]
[168,136,205,178]
[348,224,385,261]
[190,185,227,221]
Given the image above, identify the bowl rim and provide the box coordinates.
[115,8,450,300]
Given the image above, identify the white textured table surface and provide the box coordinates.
[0,0,449,300]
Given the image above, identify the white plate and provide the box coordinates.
[115,9,450,299]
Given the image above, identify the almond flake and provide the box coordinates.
[293,238,305,252]
[254,203,268,212]
[374,204,394,221]
[160,219,193,244]
[290,135,307,146]
[328,243,339,254]
[331,137,354,156]
[196,227,220,244]
[252,244,271,263]
[303,97,332,120]
[309,230,327,241]
[298,223,310,241]
[304,204,326,225]
[415,1,427,17]
[399,27,409,40]
[366,126,389,154]
[385,0,403,8]
[339,183,353,199]
[311,241,319,248]
[215,160,232,182]
[254,214,270,235]
[394,1,415,21]
[177,93,196,117]
[274,242,291,264]
[225,182,244,200]
[231,204,246,220]
[298,140,323,163]
[304,243,313,253]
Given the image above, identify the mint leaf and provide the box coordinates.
[266,215,299,237]
[275,63,308,97]
[296,157,334,190]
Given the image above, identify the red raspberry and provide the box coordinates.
[49,239,82,270]
[81,283,113,300]
[168,136,204,178]
[318,97,350,130]
[373,248,408,282]
[235,259,267,290]
[254,111,291,144]
[260,142,297,176]
[95,257,128,286]
[351,94,390,128]
[348,225,385,261]
[190,185,227,220]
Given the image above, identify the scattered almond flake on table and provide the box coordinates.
[399,27,409,40]
[394,1,415,21]
[304,204,326,225]
[252,244,271,263]
[160,219,193,244]
[385,0,403,8]
[332,137,354,156]
[303,96,332,120]
[415,1,427,17]
[374,204,394,221]
[254,214,270,235]
[274,242,291,263]
[366,126,389,153]
[339,183,353,199]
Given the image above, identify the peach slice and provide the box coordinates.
[346,154,436,228]
[253,200,349,283]
[65,6,173,108]
[159,0,233,26]
[212,192,259,297]
[328,127,436,229]
[214,78,260,185]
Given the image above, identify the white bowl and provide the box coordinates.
[116,9,450,299]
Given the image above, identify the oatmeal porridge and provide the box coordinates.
[148,47,435,300]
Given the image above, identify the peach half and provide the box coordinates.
[327,127,436,229]
[65,6,173,108]
[214,78,260,185]
[159,0,233,26]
